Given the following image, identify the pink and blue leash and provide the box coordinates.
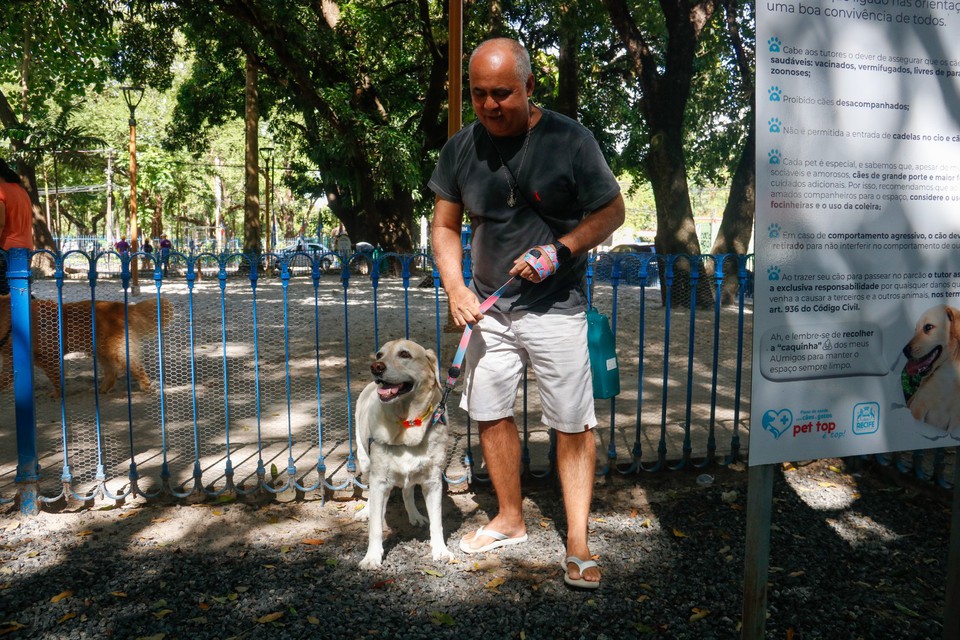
[429,276,514,426]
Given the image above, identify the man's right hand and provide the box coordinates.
[447,285,482,327]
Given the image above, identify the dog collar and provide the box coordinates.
[399,404,436,429]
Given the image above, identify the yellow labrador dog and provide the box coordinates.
[354,339,452,570]
[903,304,960,430]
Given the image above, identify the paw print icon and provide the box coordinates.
[768,118,782,133]
[768,149,782,165]
[768,86,782,102]
[768,37,782,53]
[768,223,782,239]
[767,265,782,281]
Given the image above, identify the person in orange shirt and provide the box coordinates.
[0,157,34,295]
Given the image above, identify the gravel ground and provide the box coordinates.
[0,458,954,640]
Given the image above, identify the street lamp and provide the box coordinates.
[121,86,144,295]
[259,146,274,253]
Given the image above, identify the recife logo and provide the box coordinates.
[761,408,793,440]
[852,402,880,435]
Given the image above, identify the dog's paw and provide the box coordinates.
[354,503,370,521]
[432,545,453,563]
[408,511,428,527]
[359,553,383,570]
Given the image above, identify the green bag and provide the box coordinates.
[586,306,620,399]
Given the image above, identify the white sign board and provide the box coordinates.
[752,0,960,465]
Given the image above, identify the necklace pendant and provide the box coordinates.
[507,188,517,207]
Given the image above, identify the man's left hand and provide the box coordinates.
[511,244,559,283]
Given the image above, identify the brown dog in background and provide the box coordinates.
[0,295,173,396]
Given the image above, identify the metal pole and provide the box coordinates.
[741,463,775,639]
[448,0,463,138]
[945,447,960,640]
[106,151,114,249]
[10,248,38,515]
[128,112,140,295]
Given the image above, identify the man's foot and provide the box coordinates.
[563,555,601,589]
[459,520,527,554]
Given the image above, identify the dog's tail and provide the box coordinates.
[127,297,174,336]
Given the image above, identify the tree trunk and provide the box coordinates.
[242,53,261,256]
[556,3,580,119]
[710,114,755,304]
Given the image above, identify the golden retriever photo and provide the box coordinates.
[0,295,173,397]
[354,338,452,570]
[902,304,960,431]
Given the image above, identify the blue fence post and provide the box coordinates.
[10,248,38,515]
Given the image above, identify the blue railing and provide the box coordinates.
[31,245,954,514]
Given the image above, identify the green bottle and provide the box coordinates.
[586,307,620,399]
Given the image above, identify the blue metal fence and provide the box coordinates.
[3,246,757,512]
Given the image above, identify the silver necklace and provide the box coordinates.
[486,106,535,207]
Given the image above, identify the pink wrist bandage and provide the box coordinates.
[523,244,559,280]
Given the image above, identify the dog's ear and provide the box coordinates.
[426,348,441,389]
[947,307,960,349]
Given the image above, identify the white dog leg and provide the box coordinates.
[422,479,451,562]
[359,480,388,570]
[401,484,428,526]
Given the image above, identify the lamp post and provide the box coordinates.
[121,86,144,295]
[259,146,274,253]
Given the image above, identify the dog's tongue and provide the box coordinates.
[378,383,403,400]
[905,360,922,376]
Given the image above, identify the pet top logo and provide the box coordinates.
[761,408,793,440]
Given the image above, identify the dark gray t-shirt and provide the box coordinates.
[429,109,620,312]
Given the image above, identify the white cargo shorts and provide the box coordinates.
[459,308,596,433]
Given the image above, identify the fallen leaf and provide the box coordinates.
[893,602,920,618]
[431,611,455,626]
[4,522,19,532]
[198,602,211,611]
[110,591,128,598]
[307,616,320,625]
[235,586,250,593]
[370,579,394,589]
[629,508,639,519]
[280,546,291,553]
[423,569,444,578]
[639,517,652,528]
[257,611,285,624]
[270,464,280,481]
[787,570,806,578]
[689,607,710,622]
[591,517,606,523]
[50,590,74,603]
[134,635,165,640]
[0,621,27,635]
[152,609,174,620]
[325,558,339,567]
[76,530,94,537]
[57,612,77,623]
[212,510,224,517]
[672,529,687,538]
[118,512,139,519]
[828,465,842,473]
[301,538,325,546]
[485,576,506,590]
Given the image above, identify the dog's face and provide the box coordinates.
[369,339,440,404]
[903,305,960,377]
